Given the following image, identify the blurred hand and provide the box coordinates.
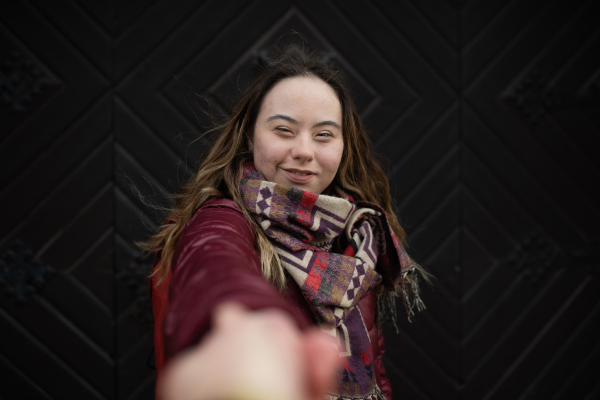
[159,303,339,400]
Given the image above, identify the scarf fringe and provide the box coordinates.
[377,263,426,333]
[324,384,388,400]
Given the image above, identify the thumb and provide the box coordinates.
[212,302,247,330]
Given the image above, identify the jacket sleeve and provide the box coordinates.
[376,332,392,399]
[163,200,312,358]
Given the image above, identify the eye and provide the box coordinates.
[316,131,333,138]
[276,127,292,133]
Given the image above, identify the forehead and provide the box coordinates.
[258,76,342,121]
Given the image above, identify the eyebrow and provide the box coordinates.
[266,114,341,130]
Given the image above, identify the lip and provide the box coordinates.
[282,168,316,183]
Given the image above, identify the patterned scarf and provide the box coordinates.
[239,163,424,399]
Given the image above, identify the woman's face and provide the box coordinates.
[250,76,344,194]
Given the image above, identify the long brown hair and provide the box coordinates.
[144,45,407,289]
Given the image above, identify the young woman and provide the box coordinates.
[148,46,425,400]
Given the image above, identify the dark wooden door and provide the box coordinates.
[1,1,598,399]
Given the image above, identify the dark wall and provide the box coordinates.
[0,1,598,399]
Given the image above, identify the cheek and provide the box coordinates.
[253,140,282,177]
[323,145,344,175]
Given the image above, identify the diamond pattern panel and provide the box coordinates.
[1,0,599,399]
[462,0,600,399]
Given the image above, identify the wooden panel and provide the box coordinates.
[0,0,598,399]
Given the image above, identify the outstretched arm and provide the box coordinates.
[163,200,312,357]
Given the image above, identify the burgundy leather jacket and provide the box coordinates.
[152,197,392,399]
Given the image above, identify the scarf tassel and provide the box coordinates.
[403,265,426,315]
[377,264,426,334]
[324,384,388,400]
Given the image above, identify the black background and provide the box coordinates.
[1,0,599,399]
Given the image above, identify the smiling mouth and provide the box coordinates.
[282,168,316,183]
[284,169,315,176]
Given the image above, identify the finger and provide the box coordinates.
[302,330,340,398]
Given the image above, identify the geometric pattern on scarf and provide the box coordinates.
[239,163,411,399]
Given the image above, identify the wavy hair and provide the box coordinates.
[143,46,409,290]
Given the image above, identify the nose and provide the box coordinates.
[291,133,314,162]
